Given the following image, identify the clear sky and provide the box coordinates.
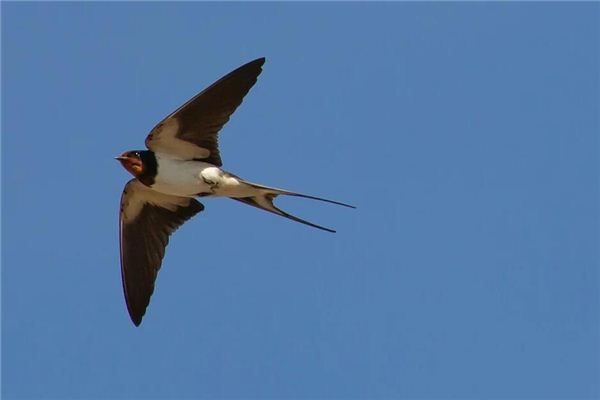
[2,2,598,399]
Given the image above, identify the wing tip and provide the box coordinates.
[126,302,145,327]
[245,57,266,71]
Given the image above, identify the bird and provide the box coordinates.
[116,57,354,326]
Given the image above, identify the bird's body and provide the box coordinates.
[150,153,224,197]
[116,58,354,326]
[133,150,281,198]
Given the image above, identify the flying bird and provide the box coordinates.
[116,57,354,326]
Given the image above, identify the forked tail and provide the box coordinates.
[231,180,355,233]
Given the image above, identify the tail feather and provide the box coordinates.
[231,180,355,233]
[283,192,355,209]
[239,180,356,208]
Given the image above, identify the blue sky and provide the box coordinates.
[2,2,598,399]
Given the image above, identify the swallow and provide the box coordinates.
[116,57,354,326]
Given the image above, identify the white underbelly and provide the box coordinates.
[151,156,213,197]
[149,154,256,198]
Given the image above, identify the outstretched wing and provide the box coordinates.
[119,179,204,326]
[144,57,265,166]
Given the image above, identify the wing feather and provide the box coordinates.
[145,57,265,165]
[119,179,204,326]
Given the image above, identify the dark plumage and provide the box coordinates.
[116,58,354,326]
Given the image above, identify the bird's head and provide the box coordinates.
[115,150,144,177]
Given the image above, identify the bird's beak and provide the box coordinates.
[115,156,128,161]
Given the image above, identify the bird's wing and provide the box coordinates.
[119,179,204,326]
[144,57,265,166]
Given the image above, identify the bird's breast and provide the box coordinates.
[150,155,214,197]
